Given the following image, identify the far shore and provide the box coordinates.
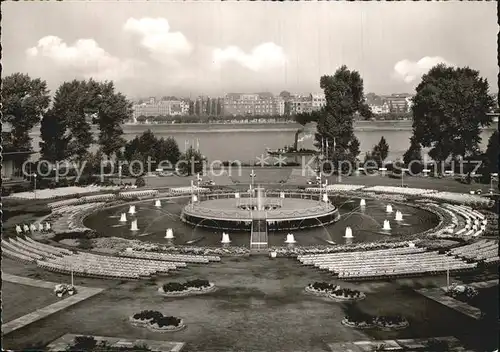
[13,119,498,137]
[120,120,498,133]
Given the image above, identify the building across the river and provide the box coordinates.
[223,93,284,116]
[132,100,190,120]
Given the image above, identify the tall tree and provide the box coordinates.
[39,109,71,162]
[178,146,204,176]
[216,98,223,117]
[412,64,495,163]
[403,135,423,174]
[2,73,50,155]
[50,80,93,163]
[371,136,390,167]
[189,100,195,115]
[92,80,132,157]
[155,137,181,165]
[123,130,180,167]
[316,65,368,169]
[483,130,499,176]
[44,79,131,162]
[295,110,322,126]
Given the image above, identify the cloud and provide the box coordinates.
[393,56,453,83]
[212,42,287,71]
[26,36,139,81]
[123,17,192,60]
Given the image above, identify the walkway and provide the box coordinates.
[415,279,497,320]
[2,274,104,335]
[328,336,469,352]
[47,334,184,352]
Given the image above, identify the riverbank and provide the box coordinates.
[17,120,498,137]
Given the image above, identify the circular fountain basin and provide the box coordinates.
[83,195,439,248]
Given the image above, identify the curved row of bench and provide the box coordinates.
[448,239,499,263]
[48,203,106,233]
[298,246,478,281]
[2,236,220,280]
[119,249,221,263]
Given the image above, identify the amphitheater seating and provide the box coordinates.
[49,203,105,233]
[425,192,494,207]
[169,186,209,195]
[2,246,39,264]
[7,185,120,200]
[119,190,159,198]
[441,204,488,239]
[297,246,477,280]
[447,240,499,263]
[362,186,437,196]
[48,194,116,209]
[119,249,221,263]
[8,238,59,260]
[2,236,222,280]
[1,240,44,261]
[306,184,366,193]
[38,252,184,279]
[24,236,74,256]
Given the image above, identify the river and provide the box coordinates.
[24,120,496,163]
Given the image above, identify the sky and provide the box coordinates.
[2,2,497,99]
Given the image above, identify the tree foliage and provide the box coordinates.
[41,78,131,163]
[371,136,390,167]
[411,64,495,162]
[2,73,50,153]
[178,146,204,176]
[124,130,180,167]
[294,110,322,126]
[49,80,94,162]
[315,65,369,168]
[478,130,499,181]
[39,109,70,162]
[93,81,131,157]
[403,135,423,174]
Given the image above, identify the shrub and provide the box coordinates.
[155,316,181,327]
[2,187,12,196]
[132,310,181,328]
[162,279,211,292]
[163,282,185,292]
[135,176,146,188]
[3,201,51,221]
[77,238,94,250]
[67,336,97,351]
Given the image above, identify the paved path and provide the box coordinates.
[328,336,471,352]
[416,287,483,320]
[47,334,185,352]
[467,279,497,289]
[2,274,104,335]
[415,279,497,321]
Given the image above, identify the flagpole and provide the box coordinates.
[326,139,329,160]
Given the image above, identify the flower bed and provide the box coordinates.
[374,315,410,330]
[305,282,340,296]
[445,283,478,303]
[341,316,375,329]
[129,310,185,332]
[342,314,409,330]
[158,279,216,297]
[305,282,366,301]
[54,284,77,297]
[329,288,366,301]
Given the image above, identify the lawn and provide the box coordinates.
[2,256,488,352]
[2,281,60,323]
